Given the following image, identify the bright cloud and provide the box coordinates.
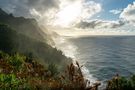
[0,0,102,27]
[1,0,135,36]
[120,2,135,25]
[81,1,102,20]
[53,0,102,27]
[53,1,82,27]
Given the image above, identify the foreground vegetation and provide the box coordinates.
[0,51,135,90]
[0,51,101,90]
[106,74,135,90]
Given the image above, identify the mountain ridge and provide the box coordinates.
[0,8,71,69]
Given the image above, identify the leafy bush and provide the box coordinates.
[106,74,135,90]
[0,73,21,89]
[8,53,25,71]
[48,63,59,76]
[0,51,9,59]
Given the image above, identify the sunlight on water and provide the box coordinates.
[53,36,97,84]
[53,36,77,59]
[67,36,135,89]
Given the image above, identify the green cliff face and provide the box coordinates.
[0,8,71,68]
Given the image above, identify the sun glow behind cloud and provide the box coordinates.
[47,0,135,36]
[52,0,102,27]
[54,1,82,27]
[40,0,135,36]
[1,0,135,36]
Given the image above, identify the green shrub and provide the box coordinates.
[0,73,21,89]
[0,51,10,60]
[48,63,59,77]
[8,53,25,71]
[106,75,135,90]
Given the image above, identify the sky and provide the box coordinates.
[93,0,135,20]
[0,0,135,36]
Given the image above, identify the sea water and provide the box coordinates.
[54,36,135,85]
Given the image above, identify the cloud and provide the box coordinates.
[110,9,122,15]
[27,0,59,11]
[120,2,135,25]
[0,0,102,27]
[75,20,125,29]
[0,0,59,17]
[53,0,102,27]
[81,1,102,20]
[0,0,61,26]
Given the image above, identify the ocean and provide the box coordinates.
[55,36,135,84]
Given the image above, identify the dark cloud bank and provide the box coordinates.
[76,20,125,29]
[0,0,59,17]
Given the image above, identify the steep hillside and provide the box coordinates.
[0,8,72,69]
[0,8,53,44]
[0,24,71,68]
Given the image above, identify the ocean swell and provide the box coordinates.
[53,36,97,85]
